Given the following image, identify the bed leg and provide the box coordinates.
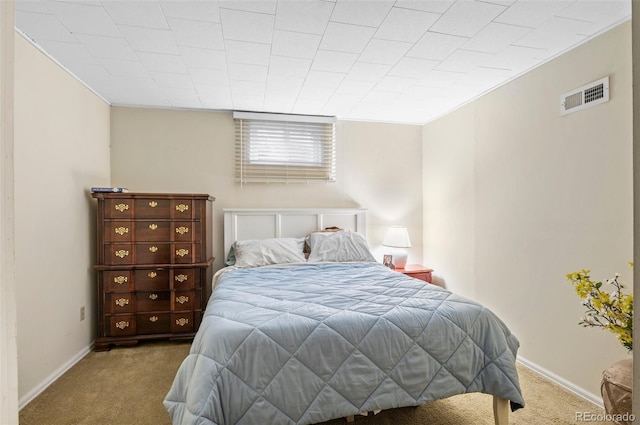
[346,415,354,423]
[493,396,509,425]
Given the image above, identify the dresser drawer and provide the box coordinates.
[136,291,171,312]
[134,269,170,291]
[128,198,198,219]
[104,221,173,242]
[104,222,134,242]
[172,221,201,242]
[106,293,135,314]
[171,269,197,290]
[107,315,136,336]
[105,199,133,219]
[136,313,171,335]
[134,221,171,241]
[134,198,171,219]
[172,312,194,333]
[172,291,195,311]
[104,243,202,265]
[136,243,172,264]
[103,270,134,292]
[105,244,134,265]
[173,243,202,263]
[171,199,196,220]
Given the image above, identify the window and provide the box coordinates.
[234,111,336,183]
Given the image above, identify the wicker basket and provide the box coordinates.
[601,358,632,425]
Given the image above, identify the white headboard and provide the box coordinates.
[223,208,367,257]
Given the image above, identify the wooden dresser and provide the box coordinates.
[91,192,214,351]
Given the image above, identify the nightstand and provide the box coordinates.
[396,264,433,283]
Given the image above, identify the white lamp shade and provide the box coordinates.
[382,225,412,248]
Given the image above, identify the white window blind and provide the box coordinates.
[234,111,336,183]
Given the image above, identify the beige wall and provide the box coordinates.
[14,35,110,404]
[423,21,633,402]
[1,2,18,423]
[110,107,424,271]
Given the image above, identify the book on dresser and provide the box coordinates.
[90,187,129,193]
[91,192,215,351]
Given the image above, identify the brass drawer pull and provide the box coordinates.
[149,293,158,300]
[175,274,188,283]
[149,201,158,208]
[176,296,189,304]
[114,227,129,236]
[175,318,189,326]
[114,250,129,258]
[175,226,189,235]
[149,223,158,230]
[148,271,157,278]
[115,298,129,307]
[176,249,189,257]
[115,321,129,329]
[114,203,129,213]
[113,276,128,285]
[176,204,189,213]
[149,316,159,322]
[149,246,158,253]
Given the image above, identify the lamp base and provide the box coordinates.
[391,250,408,269]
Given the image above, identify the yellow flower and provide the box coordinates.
[620,294,633,315]
[567,267,633,351]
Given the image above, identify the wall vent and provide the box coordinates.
[561,76,609,115]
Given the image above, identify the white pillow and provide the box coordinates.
[233,238,306,268]
[307,230,376,263]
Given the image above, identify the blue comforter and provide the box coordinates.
[164,262,524,425]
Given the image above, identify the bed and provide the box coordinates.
[164,208,524,425]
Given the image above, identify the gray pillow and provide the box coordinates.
[233,238,306,268]
[307,230,376,263]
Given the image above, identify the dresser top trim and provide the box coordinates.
[91,192,215,201]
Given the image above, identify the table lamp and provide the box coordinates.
[382,225,411,269]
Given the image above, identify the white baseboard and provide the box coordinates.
[18,342,93,410]
[517,356,604,409]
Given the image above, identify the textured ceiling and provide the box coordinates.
[15,0,631,125]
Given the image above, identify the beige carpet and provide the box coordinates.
[19,340,611,425]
